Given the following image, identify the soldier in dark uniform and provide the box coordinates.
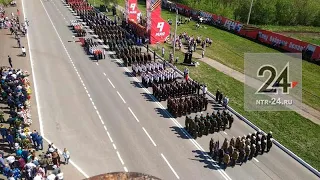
[219,92,223,104]
[231,150,239,167]
[216,89,220,102]
[228,114,234,129]
[255,142,261,157]
[209,138,214,155]
[249,144,256,160]
[261,140,266,154]
[218,148,224,165]
[266,139,272,152]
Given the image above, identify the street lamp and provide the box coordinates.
[173,9,178,59]
[247,0,254,25]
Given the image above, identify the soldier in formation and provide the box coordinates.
[141,69,177,88]
[132,62,164,76]
[185,110,234,139]
[153,80,198,101]
[209,131,273,169]
[167,95,208,118]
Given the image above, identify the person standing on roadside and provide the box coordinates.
[62,148,70,165]
[8,56,12,68]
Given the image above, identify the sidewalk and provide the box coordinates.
[180,45,320,124]
[0,1,85,179]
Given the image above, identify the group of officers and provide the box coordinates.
[121,50,152,67]
[185,110,234,138]
[141,69,177,88]
[133,62,165,76]
[153,81,199,101]
[209,131,273,168]
[167,95,208,117]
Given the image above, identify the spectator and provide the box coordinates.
[62,148,70,165]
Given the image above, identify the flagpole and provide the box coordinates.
[173,8,178,60]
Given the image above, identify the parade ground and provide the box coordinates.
[0,0,319,179]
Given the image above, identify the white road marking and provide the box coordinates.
[142,127,157,147]
[128,107,139,122]
[37,0,127,175]
[103,72,106,76]
[223,131,228,135]
[253,158,259,162]
[87,93,90,98]
[96,62,99,66]
[107,131,113,143]
[124,167,128,172]
[113,144,117,150]
[161,153,180,179]
[103,125,107,131]
[100,119,104,125]
[117,91,126,104]
[89,97,92,102]
[124,69,232,180]
[116,151,124,165]
[24,0,90,178]
[107,78,115,88]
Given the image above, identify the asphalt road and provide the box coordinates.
[23,0,319,179]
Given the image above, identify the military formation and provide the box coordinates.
[83,38,104,60]
[167,95,208,118]
[71,5,277,170]
[121,49,152,67]
[141,69,177,88]
[185,110,234,139]
[209,131,273,169]
[152,80,199,101]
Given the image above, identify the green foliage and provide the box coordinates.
[170,0,320,26]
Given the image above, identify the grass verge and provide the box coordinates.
[88,0,320,170]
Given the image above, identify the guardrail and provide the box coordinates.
[82,4,320,178]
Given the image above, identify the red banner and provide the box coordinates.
[167,2,320,62]
[126,0,140,23]
[147,0,170,44]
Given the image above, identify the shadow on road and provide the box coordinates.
[169,126,190,139]
[140,92,154,102]
[154,107,171,119]
[191,150,222,170]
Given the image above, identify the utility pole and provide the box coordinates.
[173,9,178,59]
[247,0,254,25]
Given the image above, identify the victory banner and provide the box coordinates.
[147,0,170,44]
[126,0,140,22]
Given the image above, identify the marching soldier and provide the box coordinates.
[261,140,266,154]
[250,144,256,159]
[231,150,239,167]
[255,141,261,157]
[244,145,251,162]
[209,138,214,155]
[230,137,235,147]
[267,139,272,152]
[223,153,230,169]
[228,114,234,129]
[235,136,241,149]
[218,148,224,165]
[239,148,245,166]
[222,138,229,151]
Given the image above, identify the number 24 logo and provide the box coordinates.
[256,63,297,94]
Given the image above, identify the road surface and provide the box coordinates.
[22,0,319,179]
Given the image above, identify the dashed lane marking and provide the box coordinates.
[124,167,128,172]
[118,60,232,180]
[103,125,107,131]
[161,153,180,179]
[103,72,106,76]
[116,151,124,165]
[38,0,127,174]
[117,91,126,104]
[223,131,228,135]
[113,144,117,150]
[107,131,113,143]
[128,107,139,122]
[253,158,259,162]
[142,127,157,147]
[96,62,99,66]
[107,78,115,88]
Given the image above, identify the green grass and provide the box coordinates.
[259,25,320,33]
[153,43,320,171]
[88,0,320,170]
